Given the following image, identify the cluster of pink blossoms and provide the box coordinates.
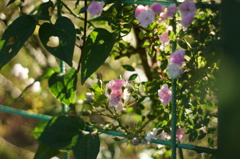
[167,49,185,79]
[87,1,105,18]
[179,1,197,28]
[157,50,185,106]
[105,79,130,110]
[135,0,196,29]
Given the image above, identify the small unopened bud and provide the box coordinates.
[121,108,127,114]
[131,137,139,145]
[85,92,94,101]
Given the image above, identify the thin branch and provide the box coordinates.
[77,0,88,73]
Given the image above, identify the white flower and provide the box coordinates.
[167,63,183,79]
[145,132,153,142]
[11,63,29,80]
[26,78,41,92]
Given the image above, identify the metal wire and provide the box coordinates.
[0,105,216,154]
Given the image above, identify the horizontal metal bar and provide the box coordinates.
[0,105,216,154]
[0,105,52,121]
[120,0,173,6]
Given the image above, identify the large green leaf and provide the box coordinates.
[81,28,116,84]
[0,15,36,69]
[39,16,76,66]
[48,68,77,105]
[72,131,100,159]
[38,116,85,150]
[34,142,60,159]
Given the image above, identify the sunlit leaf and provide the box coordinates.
[48,68,77,105]
[122,65,135,71]
[128,74,138,81]
[81,28,117,84]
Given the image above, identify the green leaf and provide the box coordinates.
[0,15,36,69]
[48,68,77,105]
[34,120,49,139]
[128,74,138,81]
[81,28,117,84]
[79,6,88,14]
[122,65,135,71]
[33,1,54,20]
[39,67,60,81]
[39,116,85,150]
[178,39,188,49]
[34,142,60,159]
[72,131,100,159]
[39,17,76,66]
[6,0,16,6]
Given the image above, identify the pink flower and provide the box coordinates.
[105,79,126,95]
[105,79,127,110]
[179,1,196,17]
[177,129,184,142]
[170,49,185,65]
[159,30,169,45]
[166,3,177,18]
[87,1,105,18]
[11,63,29,80]
[167,63,183,79]
[135,5,148,18]
[158,84,172,106]
[109,90,123,109]
[180,13,195,28]
[150,3,162,14]
[137,10,155,28]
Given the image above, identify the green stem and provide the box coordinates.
[77,0,88,73]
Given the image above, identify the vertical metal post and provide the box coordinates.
[171,0,178,158]
[57,0,69,158]
[60,61,70,159]
[171,79,177,159]
[60,61,68,116]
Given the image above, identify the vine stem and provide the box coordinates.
[77,0,88,73]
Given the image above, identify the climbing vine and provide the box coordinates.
[0,0,220,158]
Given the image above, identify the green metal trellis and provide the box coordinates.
[0,0,218,159]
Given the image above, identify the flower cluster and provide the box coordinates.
[11,63,29,80]
[135,0,196,29]
[11,63,41,93]
[135,3,162,28]
[179,1,196,29]
[105,79,130,110]
[167,49,185,79]
[87,1,105,18]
